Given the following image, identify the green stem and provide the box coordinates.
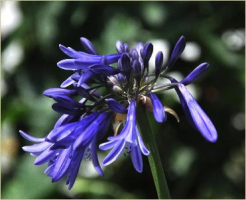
[136,102,171,199]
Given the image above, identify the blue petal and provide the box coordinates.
[131,145,143,173]
[43,88,77,98]
[90,137,104,176]
[73,112,109,150]
[57,59,80,70]
[80,37,98,55]
[99,139,118,151]
[78,71,94,85]
[119,54,131,74]
[60,76,75,88]
[19,130,45,142]
[44,163,55,175]
[34,148,59,165]
[108,99,136,141]
[46,122,78,142]
[76,85,96,101]
[131,48,139,60]
[167,36,186,68]
[136,128,150,156]
[105,53,122,63]
[52,112,99,146]
[52,103,82,115]
[59,45,82,58]
[53,96,83,107]
[67,151,84,190]
[150,93,167,123]
[51,146,72,182]
[54,114,76,129]
[106,98,127,114]
[176,83,218,142]
[180,62,209,86]
[102,140,126,166]
[22,142,52,153]
[89,64,119,75]
[116,40,125,53]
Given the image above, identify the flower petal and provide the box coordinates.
[46,122,78,142]
[116,40,125,53]
[66,151,84,190]
[150,93,167,123]
[54,114,76,129]
[52,146,72,182]
[180,62,209,86]
[43,88,77,98]
[34,148,59,165]
[80,37,98,55]
[99,139,118,151]
[102,140,126,166]
[90,137,104,176]
[22,142,52,153]
[19,130,45,143]
[89,64,119,75]
[60,76,75,88]
[73,112,109,150]
[176,83,218,142]
[131,145,143,173]
[59,45,82,58]
[136,128,150,156]
[106,98,127,114]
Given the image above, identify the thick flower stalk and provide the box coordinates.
[20,36,217,194]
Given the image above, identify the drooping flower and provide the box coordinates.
[20,36,217,189]
[99,99,150,172]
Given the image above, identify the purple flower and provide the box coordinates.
[99,100,150,172]
[172,79,217,142]
[150,93,167,123]
[20,111,113,190]
[20,36,217,189]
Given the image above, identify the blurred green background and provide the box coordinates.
[1,1,245,199]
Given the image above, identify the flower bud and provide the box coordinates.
[141,42,153,61]
[155,51,164,77]
[80,37,98,55]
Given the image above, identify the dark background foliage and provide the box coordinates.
[1,1,245,199]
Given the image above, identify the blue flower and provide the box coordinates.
[20,111,113,190]
[99,99,150,172]
[172,79,217,142]
[20,36,217,189]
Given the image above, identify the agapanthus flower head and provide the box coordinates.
[20,36,217,189]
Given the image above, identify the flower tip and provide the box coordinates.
[79,37,90,45]
[202,62,209,68]
[142,42,153,61]
[22,146,28,151]
[59,44,64,48]
[80,37,97,55]
[116,40,124,53]
[180,35,186,41]
[207,132,218,143]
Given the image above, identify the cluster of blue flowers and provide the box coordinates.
[20,36,217,189]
